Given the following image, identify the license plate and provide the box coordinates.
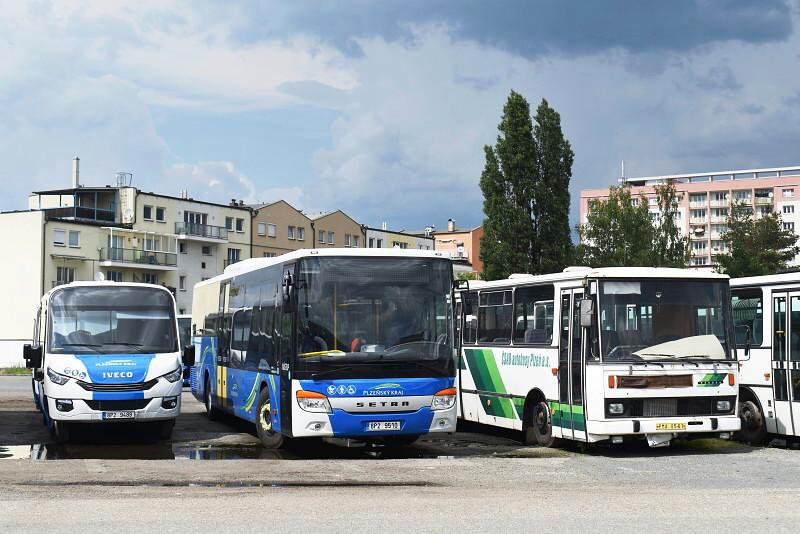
[655,422,686,431]
[102,411,135,420]
[366,421,401,432]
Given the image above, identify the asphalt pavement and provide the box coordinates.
[2,376,800,533]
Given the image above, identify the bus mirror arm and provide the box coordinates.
[735,325,752,360]
[182,344,196,367]
[23,344,42,369]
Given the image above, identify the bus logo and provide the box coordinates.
[327,385,337,395]
[363,383,404,396]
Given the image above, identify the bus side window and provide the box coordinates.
[513,285,554,345]
[731,289,763,346]
[462,292,478,344]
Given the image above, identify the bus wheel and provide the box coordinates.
[204,376,221,421]
[156,420,175,441]
[524,400,559,448]
[256,388,284,449]
[736,399,766,444]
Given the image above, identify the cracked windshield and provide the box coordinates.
[597,280,732,362]
[295,257,454,377]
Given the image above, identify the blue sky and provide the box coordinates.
[1,1,799,231]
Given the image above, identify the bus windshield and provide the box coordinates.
[295,257,454,378]
[48,286,178,354]
[597,279,733,362]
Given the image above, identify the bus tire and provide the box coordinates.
[736,398,767,444]
[523,400,559,448]
[157,419,175,441]
[256,388,284,449]
[204,376,222,422]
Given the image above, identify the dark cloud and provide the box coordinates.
[232,0,793,60]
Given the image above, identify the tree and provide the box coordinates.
[576,185,654,266]
[532,99,575,273]
[716,204,799,277]
[651,180,691,267]
[479,92,574,280]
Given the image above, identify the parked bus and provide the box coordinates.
[190,249,457,448]
[730,273,800,443]
[23,282,195,442]
[457,267,740,448]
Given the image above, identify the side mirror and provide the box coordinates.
[454,279,469,291]
[182,344,196,367]
[579,298,595,328]
[735,325,752,360]
[23,344,42,369]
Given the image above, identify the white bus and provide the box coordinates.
[457,267,740,448]
[24,282,195,442]
[730,273,800,443]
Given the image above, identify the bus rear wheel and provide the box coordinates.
[256,388,284,449]
[523,400,559,448]
[204,376,221,422]
[736,399,767,444]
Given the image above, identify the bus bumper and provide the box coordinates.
[292,405,457,438]
[585,415,741,441]
[45,395,181,422]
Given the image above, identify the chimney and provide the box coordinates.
[447,218,455,232]
[72,157,80,189]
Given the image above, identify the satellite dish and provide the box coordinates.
[95,272,106,282]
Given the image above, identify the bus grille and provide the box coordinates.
[627,397,735,417]
[77,379,158,392]
[643,399,677,417]
[85,399,151,411]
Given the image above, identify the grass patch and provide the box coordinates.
[0,367,30,376]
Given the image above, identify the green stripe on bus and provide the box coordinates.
[464,348,508,394]
[479,395,516,419]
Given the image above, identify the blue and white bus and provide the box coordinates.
[190,249,457,448]
[24,282,195,442]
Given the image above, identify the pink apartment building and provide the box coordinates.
[580,166,800,267]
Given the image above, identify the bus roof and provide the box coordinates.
[730,272,800,288]
[195,248,452,289]
[44,281,175,300]
[462,266,728,291]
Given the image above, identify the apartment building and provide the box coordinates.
[251,200,312,258]
[365,225,434,250]
[407,219,483,274]
[580,165,800,267]
[310,210,364,249]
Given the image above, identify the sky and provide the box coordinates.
[1,0,799,232]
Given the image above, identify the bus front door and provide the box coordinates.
[772,293,800,436]
[557,289,587,442]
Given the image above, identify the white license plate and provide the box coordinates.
[102,411,135,420]
[366,421,401,432]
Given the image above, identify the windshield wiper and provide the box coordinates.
[105,342,144,347]
[57,343,102,348]
[640,356,699,367]
[311,366,354,379]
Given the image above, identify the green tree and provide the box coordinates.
[533,99,575,273]
[716,204,799,277]
[479,92,574,280]
[651,180,691,267]
[576,186,654,266]
[480,91,539,280]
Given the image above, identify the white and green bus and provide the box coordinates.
[457,267,740,448]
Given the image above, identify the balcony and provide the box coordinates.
[754,197,773,206]
[709,199,729,208]
[44,205,116,223]
[99,247,177,270]
[175,221,228,241]
[688,201,707,209]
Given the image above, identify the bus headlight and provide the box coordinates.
[606,402,626,416]
[47,368,70,385]
[432,387,457,411]
[716,400,731,412]
[160,368,183,383]
[296,390,332,413]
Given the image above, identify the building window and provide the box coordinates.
[376,238,383,248]
[288,226,296,240]
[692,241,707,251]
[201,262,206,269]
[143,205,153,220]
[344,234,351,247]
[236,218,244,232]
[225,217,233,231]
[179,276,187,291]
[201,246,212,256]
[179,308,186,315]
[298,227,305,241]
[68,230,80,248]
[327,231,334,245]
[106,271,123,282]
[353,235,359,247]
[56,266,75,286]
[318,230,325,243]
[257,222,266,236]
[783,222,795,231]
[179,242,187,254]
[368,237,375,248]
[142,273,158,285]
[691,257,707,266]
[227,248,241,265]
[784,205,795,214]
[156,207,166,222]
[784,189,795,198]
[712,192,729,202]
[185,211,208,225]
[53,229,66,246]
[268,223,277,237]
[264,252,277,258]
[392,241,408,249]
